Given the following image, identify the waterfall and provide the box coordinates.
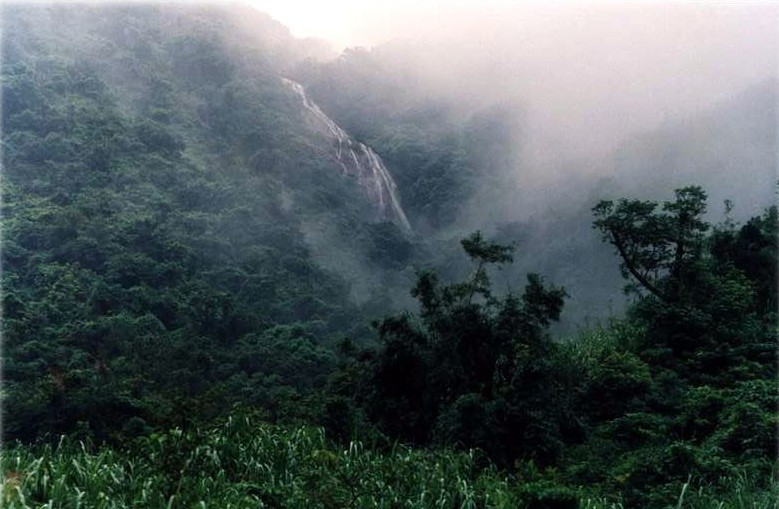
[282,78,412,231]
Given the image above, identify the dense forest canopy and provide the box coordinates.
[1,3,776,508]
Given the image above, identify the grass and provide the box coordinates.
[2,416,776,508]
[1,417,522,508]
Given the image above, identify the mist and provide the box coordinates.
[269,2,777,329]
[6,1,775,330]
[265,2,777,221]
[330,3,777,163]
[4,2,777,495]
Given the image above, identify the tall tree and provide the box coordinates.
[363,232,571,465]
[592,186,775,382]
[592,186,708,303]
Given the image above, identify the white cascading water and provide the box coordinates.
[282,78,412,231]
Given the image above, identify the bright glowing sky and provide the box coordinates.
[243,0,779,162]
[248,1,361,48]
[247,1,523,50]
[250,1,779,53]
[247,0,423,49]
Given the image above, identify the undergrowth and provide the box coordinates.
[2,416,776,508]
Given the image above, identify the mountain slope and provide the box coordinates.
[1,3,418,440]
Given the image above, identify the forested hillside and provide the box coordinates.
[1,3,415,439]
[2,4,776,508]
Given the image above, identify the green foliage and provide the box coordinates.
[571,188,778,506]
[592,186,709,303]
[2,417,776,508]
[0,417,523,508]
[0,4,379,442]
[710,204,777,312]
[593,187,776,382]
[360,233,572,466]
[3,5,776,507]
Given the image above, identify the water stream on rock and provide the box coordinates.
[282,78,412,231]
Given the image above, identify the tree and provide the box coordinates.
[592,186,708,304]
[592,186,775,383]
[362,232,571,465]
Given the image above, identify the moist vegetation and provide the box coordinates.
[2,4,776,508]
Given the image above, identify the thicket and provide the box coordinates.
[2,416,777,508]
[2,5,776,507]
[0,3,476,443]
[1,4,379,441]
[325,188,777,506]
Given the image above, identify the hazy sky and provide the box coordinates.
[248,0,451,49]
[19,0,777,168]
[249,1,777,163]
